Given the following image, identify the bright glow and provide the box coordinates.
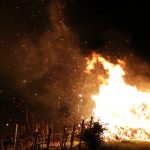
[86,52,150,141]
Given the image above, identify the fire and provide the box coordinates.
[86,52,150,141]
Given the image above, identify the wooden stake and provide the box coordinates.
[46,128,52,150]
[78,120,84,150]
[62,125,67,148]
[14,124,18,150]
[90,116,93,128]
[70,124,76,149]
[58,132,62,150]
[33,130,39,150]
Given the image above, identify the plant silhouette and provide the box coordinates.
[82,122,105,150]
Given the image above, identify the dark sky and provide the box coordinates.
[0,0,150,124]
[63,1,150,59]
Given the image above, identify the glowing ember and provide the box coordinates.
[86,52,150,141]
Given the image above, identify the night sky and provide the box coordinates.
[0,0,150,124]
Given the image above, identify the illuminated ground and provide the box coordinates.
[101,141,150,150]
[71,140,150,150]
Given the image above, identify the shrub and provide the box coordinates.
[82,122,105,150]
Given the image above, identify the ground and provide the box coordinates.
[72,140,150,150]
[102,140,150,150]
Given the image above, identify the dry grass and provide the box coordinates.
[102,140,150,150]
[72,140,150,150]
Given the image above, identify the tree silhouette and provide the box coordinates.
[82,122,105,150]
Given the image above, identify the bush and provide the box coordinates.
[82,122,105,150]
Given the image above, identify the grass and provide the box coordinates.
[101,140,150,150]
[72,140,150,150]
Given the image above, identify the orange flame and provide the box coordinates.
[86,52,150,141]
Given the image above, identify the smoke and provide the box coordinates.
[0,0,88,123]
[1,0,150,124]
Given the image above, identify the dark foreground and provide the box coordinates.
[1,119,150,150]
[3,140,150,150]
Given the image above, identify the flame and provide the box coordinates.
[86,52,150,141]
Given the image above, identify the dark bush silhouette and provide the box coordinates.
[82,122,105,150]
